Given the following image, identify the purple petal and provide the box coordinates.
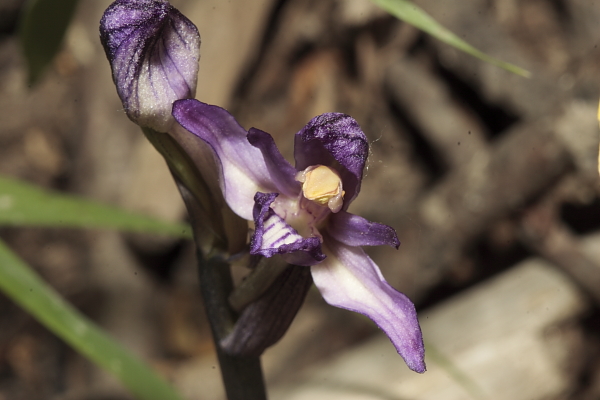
[100,0,200,132]
[312,238,425,373]
[295,113,368,207]
[251,192,325,266]
[247,128,301,198]
[327,211,400,248]
[172,99,295,220]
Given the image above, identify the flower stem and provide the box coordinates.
[197,252,268,400]
[174,178,267,400]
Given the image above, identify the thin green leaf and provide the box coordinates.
[19,0,80,85]
[369,0,531,77]
[0,239,186,400]
[0,175,191,239]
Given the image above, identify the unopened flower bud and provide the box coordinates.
[100,0,200,132]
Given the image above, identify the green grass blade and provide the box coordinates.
[19,0,80,85]
[0,239,185,400]
[0,175,191,239]
[369,0,530,77]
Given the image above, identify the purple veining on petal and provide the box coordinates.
[100,0,200,132]
[294,113,368,207]
[251,192,325,266]
[173,99,288,220]
[312,238,426,373]
[327,211,400,249]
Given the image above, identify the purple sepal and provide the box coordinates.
[251,192,325,266]
[100,0,200,132]
[312,238,426,373]
[221,265,312,356]
[247,128,300,198]
[294,113,368,207]
[173,99,288,220]
[328,211,400,249]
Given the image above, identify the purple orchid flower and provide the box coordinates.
[99,0,424,374]
[172,100,426,373]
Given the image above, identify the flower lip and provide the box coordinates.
[251,192,326,266]
[100,0,200,132]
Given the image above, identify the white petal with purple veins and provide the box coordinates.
[251,192,325,266]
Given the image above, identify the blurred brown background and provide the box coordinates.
[1,0,600,399]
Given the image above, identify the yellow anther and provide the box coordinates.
[296,165,344,212]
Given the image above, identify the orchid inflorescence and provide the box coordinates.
[100,0,425,381]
